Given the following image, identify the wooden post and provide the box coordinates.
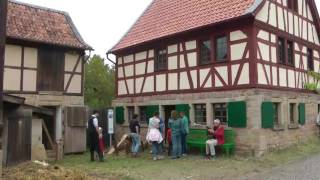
[0,0,8,175]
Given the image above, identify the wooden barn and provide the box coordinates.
[1,0,91,165]
[109,0,320,156]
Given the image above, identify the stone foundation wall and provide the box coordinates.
[113,89,320,156]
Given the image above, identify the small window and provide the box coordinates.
[194,104,207,124]
[215,36,228,62]
[155,48,167,71]
[213,103,227,124]
[139,106,148,124]
[278,37,286,64]
[273,103,280,125]
[199,39,212,65]
[288,0,298,12]
[127,106,134,122]
[307,48,314,71]
[289,103,297,124]
[287,41,294,66]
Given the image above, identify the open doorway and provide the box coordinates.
[42,106,56,150]
[163,105,176,142]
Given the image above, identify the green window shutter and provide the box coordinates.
[261,102,274,128]
[146,105,159,122]
[115,107,125,125]
[176,104,190,119]
[227,101,247,128]
[298,103,306,125]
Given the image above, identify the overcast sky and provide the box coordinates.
[17,0,320,62]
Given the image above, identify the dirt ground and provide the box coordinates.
[3,162,94,180]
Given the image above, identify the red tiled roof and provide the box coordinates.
[111,0,259,52]
[7,0,92,50]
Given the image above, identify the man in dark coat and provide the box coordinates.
[88,110,103,162]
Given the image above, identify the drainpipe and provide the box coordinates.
[106,52,116,65]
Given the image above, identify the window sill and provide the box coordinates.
[272,125,285,131]
[288,124,299,129]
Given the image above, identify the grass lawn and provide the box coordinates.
[56,137,320,180]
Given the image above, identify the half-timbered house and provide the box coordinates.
[110,0,320,155]
[2,0,91,164]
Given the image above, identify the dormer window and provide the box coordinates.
[155,48,167,71]
[288,0,298,13]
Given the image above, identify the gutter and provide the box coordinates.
[106,52,116,65]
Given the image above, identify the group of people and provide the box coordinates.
[129,110,225,161]
[87,109,225,162]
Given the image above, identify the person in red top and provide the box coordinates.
[205,119,224,160]
[98,127,105,159]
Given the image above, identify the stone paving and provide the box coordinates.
[241,154,320,180]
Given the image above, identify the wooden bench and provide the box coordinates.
[186,128,236,156]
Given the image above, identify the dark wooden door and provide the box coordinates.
[7,108,32,166]
[37,48,65,91]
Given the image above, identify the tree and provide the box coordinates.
[84,55,115,108]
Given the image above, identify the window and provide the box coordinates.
[37,48,65,91]
[289,103,297,124]
[287,41,294,66]
[155,48,167,71]
[288,0,298,12]
[215,36,228,62]
[278,37,286,64]
[194,104,206,124]
[199,39,212,65]
[307,48,314,71]
[139,106,148,123]
[273,103,280,126]
[213,103,227,124]
[127,106,134,122]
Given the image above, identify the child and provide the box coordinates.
[167,128,172,156]
[98,127,105,159]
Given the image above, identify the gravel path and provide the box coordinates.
[241,154,320,180]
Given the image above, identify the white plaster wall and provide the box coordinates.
[168,73,178,90]
[185,40,197,50]
[125,65,134,77]
[257,30,269,41]
[180,72,190,89]
[135,77,144,93]
[231,43,246,61]
[156,74,166,92]
[238,63,249,85]
[65,53,81,72]
[118,81,127,95]
[23,70,37,92]
[258,42,270,61]
[135,62,146,75]
[118,67,124,78]
[135,51,147,61]
[230,30,247,41]
[187,52,197,67]
[168,44,178,54]
[199,68,210,85]
[215,66,228,85]
[168,56,178,70]
[288,70,295,88]
[143,76,154,92]
[5,45,21,67]
[123,55,134,63]
[272,66,278,86]
[67,74,82,93]
[24,47,37,68]
[127,79,134,94]
[258,63,268,85]
[190,70,197,88]
[4,68,20,91]
[279,68,287,87]
[232,64,240,84]
[147,61,154,73]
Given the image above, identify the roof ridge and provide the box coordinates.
[108,0,155,53]
[9,0,68,16]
